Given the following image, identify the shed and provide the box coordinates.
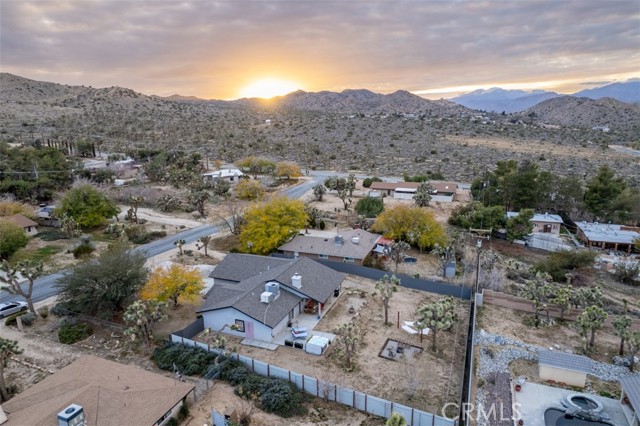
[538,350,592,387]
[620,375,640,426]
[305,335,329,355]
[2,214,38,236]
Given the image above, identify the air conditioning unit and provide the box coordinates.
[57,404,85,426]
[261,292,274,303]
[265,282,280,295]
[351,236,360,245]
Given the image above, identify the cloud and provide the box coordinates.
[1,0,639,98]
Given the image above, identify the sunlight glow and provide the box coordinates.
[238,78,301,99]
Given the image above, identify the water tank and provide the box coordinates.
[57,404,85,426]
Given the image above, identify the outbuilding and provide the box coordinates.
[538,349,592,388]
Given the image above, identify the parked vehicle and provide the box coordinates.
[0,301,28,319]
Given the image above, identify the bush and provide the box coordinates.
[58,322,93,344]
[38,306,49,319]
[178,403,189,420]
[236,375,269,399]
[126,228,167,244]
[4,310,27,326]
[354,197,384,218]
[259,378,306,417]
[151,342,218,376]
[165,418,178,426]
[534,250,597,281]
[0,221,29,259]
[362,176,382,188]
[20,312,36,326]
[51,303,72,317]
[72,243,94,258]
[223,366,250,385]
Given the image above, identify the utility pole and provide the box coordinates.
[475,239,482,293]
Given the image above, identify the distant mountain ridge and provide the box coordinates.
[451,81,639,112]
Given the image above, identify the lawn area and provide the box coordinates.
[10,244,63,264]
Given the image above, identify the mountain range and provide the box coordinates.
[451,81,640,113]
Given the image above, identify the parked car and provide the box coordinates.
[0,301,28,319]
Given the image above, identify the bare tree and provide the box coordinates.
[216,201,246,235]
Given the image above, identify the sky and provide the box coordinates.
[1,0,638,100]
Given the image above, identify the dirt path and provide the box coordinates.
[116,206,204,228]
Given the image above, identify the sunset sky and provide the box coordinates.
[1,1,638,100]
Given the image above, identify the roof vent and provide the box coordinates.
[335,235,344,246]
[292,273,302,289]
[351,236,360,244]
[57,404,85,426]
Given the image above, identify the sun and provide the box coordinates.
[238,78,301,99]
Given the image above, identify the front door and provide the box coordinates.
[245,321,254,339]
[544,224,552,233]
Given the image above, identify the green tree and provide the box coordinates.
[354,197,384,218]
[386,412,407,426]
[505,209,534,241]
[614,261,640,285]
[362,176,382,188]
[576,305,608,349]
[373,205,447,250]
[346,173,357,197]
[613,314,632,356]
[334,322,359,370]
[416,296,457,352]
[549,285,573,320]
[413,181,433,207]
[312,184,326,201]
[55,185,119,228]
[236,156,276,179]
[188,188,210,217]
[0,338,22,402]
[0,260,43,315]
[375,274,400,325]
[240,196,307,255]
[0,221,28,259]
[55,243,149,319]
[584,165,626,221]
[123,299,168,350]
[521,272,555,326]
[448,202,505,230]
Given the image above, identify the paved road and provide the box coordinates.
[0,224,219,305]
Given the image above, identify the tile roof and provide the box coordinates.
[620,374,640,414]
[2,356,194,426]
[278,229,381,260]
[538,349,592,374]
[198,255,345,327]
[2,214,38,228]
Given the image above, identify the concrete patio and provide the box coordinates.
[513,382,629,426]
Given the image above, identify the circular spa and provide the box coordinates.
[565,394,603,413]
[544,394,613,426]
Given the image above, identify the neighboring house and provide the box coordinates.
[620,375,640,426]
[278,229,382,265]
[35,204,58,227]
[575,221,640,253]
[2,214,38,236]
[369,181,459,202]
[198,254,345,342]
[202,168,244,183]
[538,349,592,388]
[1,355,194,426]
[506,211,564,235]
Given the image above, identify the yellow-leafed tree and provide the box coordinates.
[372,205,447,251]
[235,179,265,201]
[240,195,308,255]
[140,264,204,309]
[274,162,302,180]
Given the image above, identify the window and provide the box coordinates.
[234,319,245,332]
[156,409,172,425]
[318,254,329,260]
[343,257,354,263]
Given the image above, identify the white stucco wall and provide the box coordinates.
[539,365,586,387]
[202,309,273,341]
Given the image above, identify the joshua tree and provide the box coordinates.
[197,235,212,257]
[413,181,433,207]
[375,274,400,325]
[550,285,574,320]
[0,260,43,315]
[123,299,168,351]
[613,301,632,356]
[58,212,80,239]
[521,272,555,326]
[416,296,457,352]
[126,195,144,223]
[174,239,186,256]
[334,322,359,370]
[576,305,608,350]
[384,241,410,274]
[312,184,326,201]
[0,338,21,401]
[433,244,455,278]
[626,331,640,372]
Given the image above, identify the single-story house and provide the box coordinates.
[538,349,592,388]
[198,254,345,342]
[2,214,38,236]
[369,181,459,203]
[35,204,58,227]
[278,229,382,265]
[575,222,640,253]
[620,375,640,426]
[506,211,564,235]
[202,168,244,183]
[1,355,194,426]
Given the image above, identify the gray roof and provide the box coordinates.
[576,222,640,245]
[507,211,564,224]
[620,374,640,414]
[278,229,381,260]
[538,349,592,374]
[209,253,289,282]
[198,255,345,328]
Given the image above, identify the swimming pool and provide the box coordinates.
[544,408,615,426]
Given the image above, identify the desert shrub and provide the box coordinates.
[236,375,269,399]
[58,322,93,344]
[259,378,306,417]
[126,226,167,244]
[534,250,597,281]
[72,243,94,258]
[4,310,27,326]
[223,366,250,385]
[165,418,178,426]
[20,312,36,326]
[355,197,384,218]
[178,403,190,420]
[38,306,49,319]
[362,254,386,270]
[51,303,72,317]
[151,342,217,376]
[614,261,640,285]
[362,176,382,188]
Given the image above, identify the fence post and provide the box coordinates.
[390,402,394,417]
[316,378,319,397]
[364,394,367,413]
[352,390,356,408]
[181,337,184,344]
[302,375,305,392]
[411,408,414,425]
[288,370,291,382]
[267,364,270,377]
[432,413,435,426]
[251,359,255,372]
[334,385,337,402]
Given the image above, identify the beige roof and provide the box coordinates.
[3,356,194,426]
[278,228,381,260]
[2,214,37,229]
[369,181,458,193]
